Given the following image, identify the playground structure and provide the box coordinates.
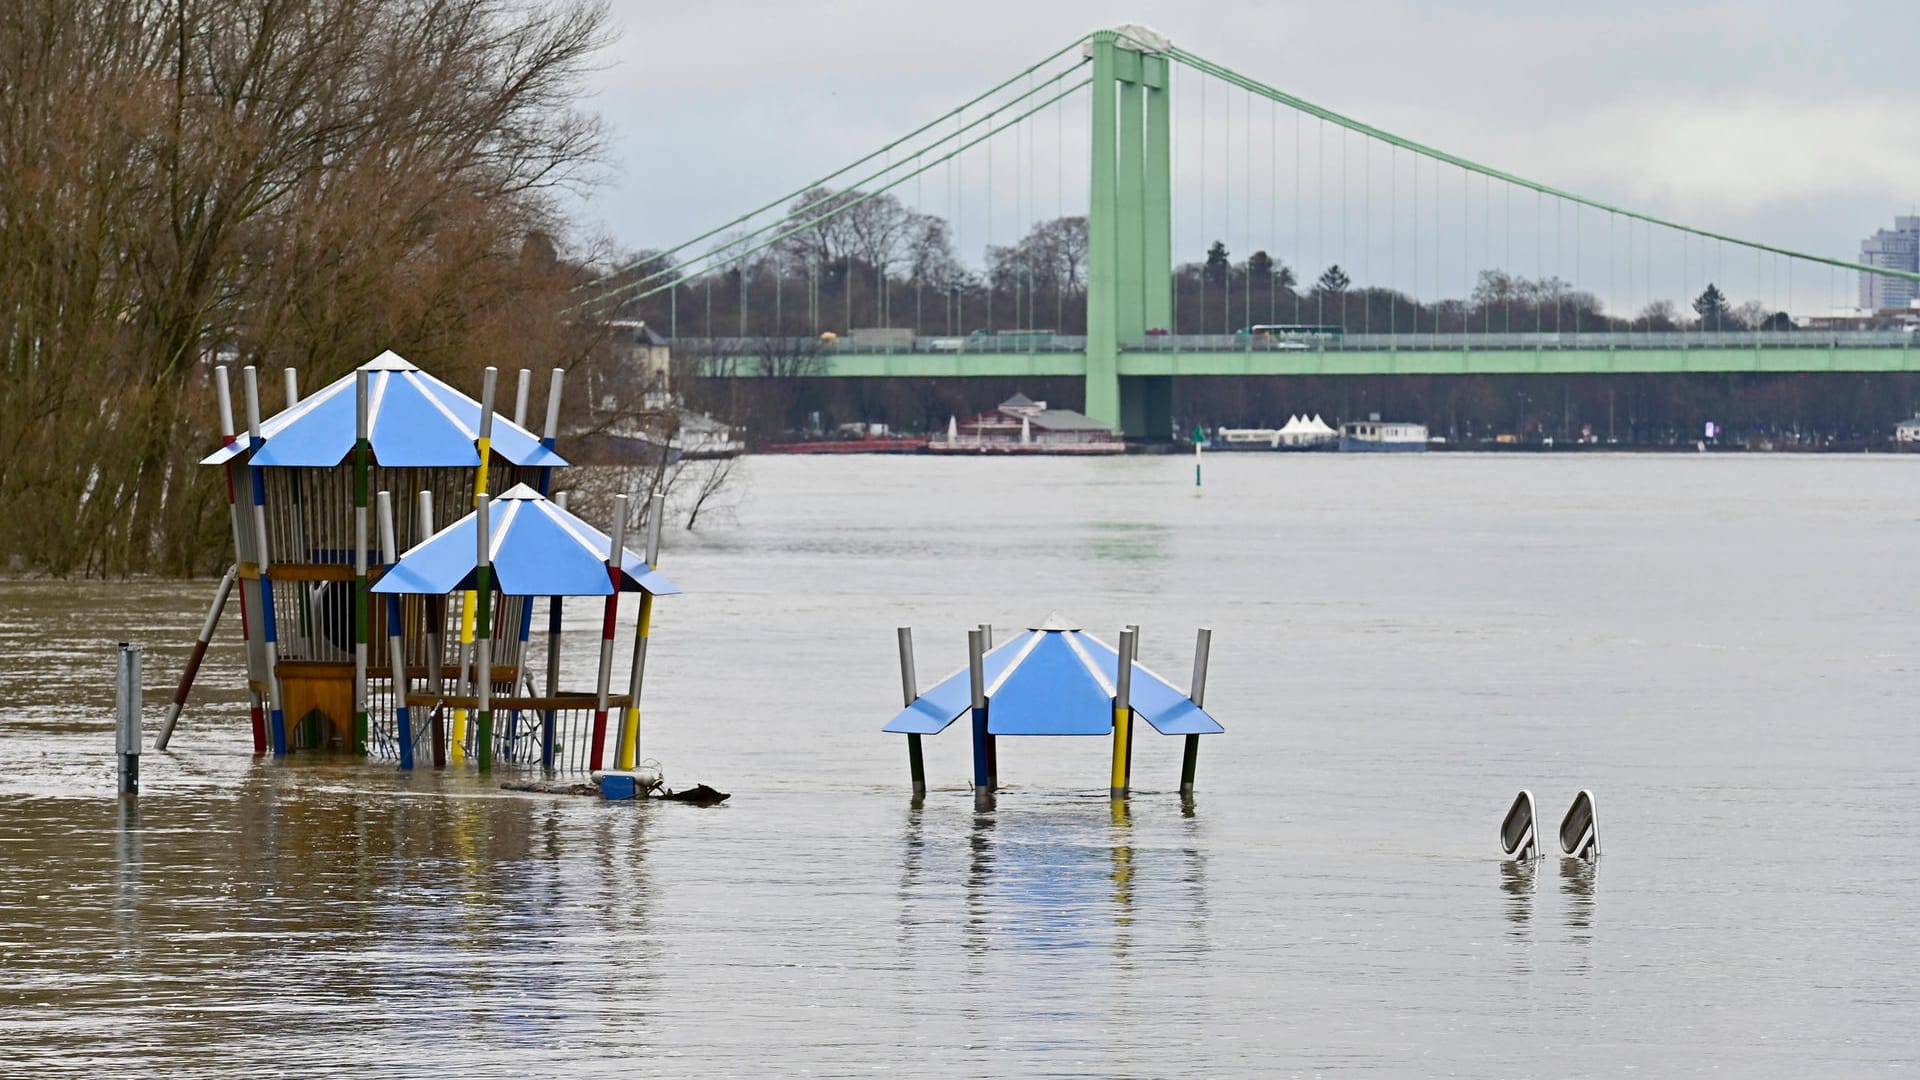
[182,351,576,762]
[372,483,678,772]
[885,613,1222,802]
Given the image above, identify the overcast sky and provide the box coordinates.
[572,1,1917,307]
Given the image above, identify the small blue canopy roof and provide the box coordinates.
[202,351,567,469]
[372,483,679,598]
[884,613,1223,737]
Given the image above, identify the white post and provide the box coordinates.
[512,368,532,429]
[544,368,565,442]
[283,367,300,408]
[241,366,287,755]
[116,643,143,795]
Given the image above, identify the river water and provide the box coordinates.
[2,454,1916,1076]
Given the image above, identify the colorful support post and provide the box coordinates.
[155,565,236,750]
[473,492,494,772]
[452,367,497,762]
[242,367,288,756]
[540,368,564,495]
[378,491,413,770]
[352,370,371,756]
[617,491,664,770]
[418,491,446,769]
[896,626,925,798]
[1193,423,1204,487]
[590,495,628,772]
[978,622,997,788]
[1181,627,1211,796]
[1123,623,1140,784]
[212,366,267,755]
[968,628,989,802]
[542,490,567,769]
[1110,627,1136,799]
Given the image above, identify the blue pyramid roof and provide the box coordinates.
[202,351,567,469]
[883,616,1223,737]
[372,483,678,598]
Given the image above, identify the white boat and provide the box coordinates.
[1338,415,1429,453]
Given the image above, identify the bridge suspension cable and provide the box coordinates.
[1162,44,1920,285]
[578,75,1093,314]
[575,37,1096,314]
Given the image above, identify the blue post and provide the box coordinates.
[391,594,414,771]
[968,629,989,794]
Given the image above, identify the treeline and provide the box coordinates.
[604,185,1792,338]
[1,0,613,575]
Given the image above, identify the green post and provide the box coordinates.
[352,369,370,757]
[1084,32,1120,431]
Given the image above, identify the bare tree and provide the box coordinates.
[0,0,613,574]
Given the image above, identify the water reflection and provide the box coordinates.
[1498,858,1535,935]
[1560,856,1597,944]
[2,770,660,1071]
[1085,521,1170,563]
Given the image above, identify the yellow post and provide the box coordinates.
[617,593,651,770]
[617,491,665,771]
[1109,627,1136,799]
[451,367,497,763]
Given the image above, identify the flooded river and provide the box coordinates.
[3,454,1917,1076]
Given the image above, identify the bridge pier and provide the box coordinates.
[1119,376,1172,441]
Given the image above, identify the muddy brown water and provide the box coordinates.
[2,454,1916,1076]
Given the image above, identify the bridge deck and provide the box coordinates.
[700,339,1920,378]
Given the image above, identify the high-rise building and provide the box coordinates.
[1860,215,1920,311]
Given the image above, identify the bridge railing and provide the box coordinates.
[1121,330,1918,352]
[674,329,1915,357]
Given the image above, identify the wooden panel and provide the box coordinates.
[279,661,354,751]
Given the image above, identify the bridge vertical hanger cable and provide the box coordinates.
[1223,78,1231,334]
[1259,96,1274,320]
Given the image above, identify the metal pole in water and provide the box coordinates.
[968,628,989,802]
[1110,627,1136,800]
[1180,627,1211,796]
[897,627,925,798]
[116,643,143,795]
[155,565,236,750]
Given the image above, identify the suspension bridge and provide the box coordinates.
[584,27,1920,437]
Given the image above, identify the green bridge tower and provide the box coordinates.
[1087,28,1174,438]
